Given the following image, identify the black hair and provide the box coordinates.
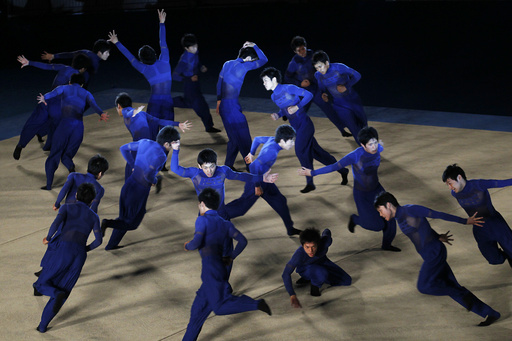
[275,124,296,143]
[87,154,109,177]
[181,33,198,48]
[93,39,112,53]
[197,148,217,165]
[71,53,91,71]
[442,164,467,182]
[238,46,258,60]
[115,92,132,108]
[77,183,96,205]
[374,191,400,209]
[260,67,282,84]
[299,227,321,245]
[70,73,86,85]
[358,126,378,146]
[290,36,307,50]
[139,45,157,65]
[156,126,180,146]
[312,50,330,65]
[198,187,220,210]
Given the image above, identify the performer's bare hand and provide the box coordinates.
[42,237,49,245]
[270,113,279,121]
[191,75,198,82]
[41,51,54,61]
[108,30,118,44]
[290,295,302,309]
[52,205,58,211]
[17,55,29,68]
[255,186,263,196]
[243,41,255,48]
[300,79,310,88]
[158,9,166,23]
[99,112,109,122]
[321,93,329,102]
[179,120,192,132]
[200,65,207,73]
[439,231,453,245]
[133,105,145,116]
[467,212,484,227]
[337,84,347,93]
[263,169,278,183]
[298,167,312,177]
[287,105,299,115]
[244,153,254,164]
[184,241,189,250]
[37,93,47,105]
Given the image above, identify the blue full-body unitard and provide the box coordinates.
[451,179,512,264]
[271,83,344,187]
[104,139,167,249]
[395,204,499,319]
[183,210,260,341]
[285,49,348,136]
[54,172,105,213]
[172,51,214,131]
[225,136,295,235]
[282,228,351,296]
[17,61,85,151]
[311,144,397,248]
[34,201,102,332]
[315,63,367,144]
[216,45,267,168]
[170,148,263,219]
[42,83,103,189]
[115,23,174,120]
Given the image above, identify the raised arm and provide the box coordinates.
[157,9,169,61]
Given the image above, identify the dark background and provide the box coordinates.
[2,0,511,116]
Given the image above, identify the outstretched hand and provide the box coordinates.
[179,120,192,132]
[263,169,279,183]
[158,9,166,23]
[99,112,109,122]
[270,113,279,121]
[41,51,54,61]
[298,167,312,177]
[108,30,118,44]
[467,212,484,227]
[37,93,46,105]
[439,231,453,245]
[17,55,29,68]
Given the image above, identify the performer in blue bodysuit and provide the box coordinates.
[38,73,108,190]
[108,9,174,120]
[313,50,367,145]
[183,188,271,341]
[13,53,91,159]
[172,33,219,133]
[374,191,501,327]
[283,228,351,308]
[216,41,268,170]
[101,126,179,250]
[442,164,512,267]
[170,146,277,219]
[261,67,348,193]
[285,36,351,138]
[33,183,102,333]
[225,125,301,236]
[299,127,400,251]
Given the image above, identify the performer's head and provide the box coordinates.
[139,45,157,65]
[312,50,330,75]
[76,183,96,206]
[87,154,109,180]
[181,33,198,54]
[197,148,217,177]
[238,46,258,62]
[358,127,379,154]
[198,187,220,214]
[71,53,91,73]
[300,228,321,257]
[69,73,86,87]
[275,125,296,150]
[290,36,307,58]
[157,126,180,151]
[442,164,467,193]
[115,92,132,115]
[260,67,281,91]
[93,39,112,60]
[374,192,400,221]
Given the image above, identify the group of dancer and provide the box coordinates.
[17,8,512,338]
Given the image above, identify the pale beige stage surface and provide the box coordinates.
[2,106,512,340]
